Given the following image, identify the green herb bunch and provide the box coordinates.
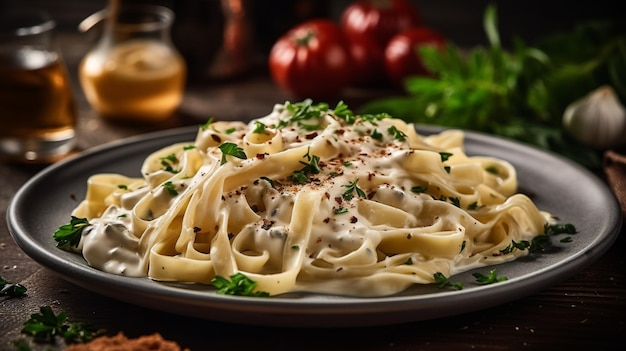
[360,4,626,169]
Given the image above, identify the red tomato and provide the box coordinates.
[340,0,420,85]
[340,0,420,48]
[268,19,353,98]
[384,27,446,87]
[347,35,386,85]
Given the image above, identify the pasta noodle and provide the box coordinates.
[70,100,553,297]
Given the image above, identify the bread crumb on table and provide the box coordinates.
[65,332,189,351]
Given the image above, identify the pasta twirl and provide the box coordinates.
[68,100,555,297]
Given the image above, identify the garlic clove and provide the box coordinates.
[563,85,626,150]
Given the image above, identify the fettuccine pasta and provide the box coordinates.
[69,100,554,297]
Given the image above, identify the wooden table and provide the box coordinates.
[1,32,625,351]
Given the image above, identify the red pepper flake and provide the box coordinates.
[256,153,266,159]
[336,129,345,135]
[316,237,322,243]
[334,196,343,204]
[305,132,318,139]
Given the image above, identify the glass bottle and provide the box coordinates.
[79,2,186,122]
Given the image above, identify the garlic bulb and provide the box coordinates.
[563,85,626,150]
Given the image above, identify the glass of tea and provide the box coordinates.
[79,3,186,122]
[0,10,78,163]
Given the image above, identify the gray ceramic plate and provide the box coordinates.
[7,125,622,327]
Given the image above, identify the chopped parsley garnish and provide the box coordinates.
[53,216,90,249]
[467,202,478,210]
[162,181,178,196]
[278,99,329,128]
[333,100,355,124]
[200,117,214,130]
[444,166,451,173]
[291,147,321,184]
[500,240,532,254]
[410,185,428,193]
[360,112,391,124]
[21,306,103,344]
[117,184,128,190]
[370,129,383,141]
[472,269,508,285]
[500,222,577,254]
[387,125,407,141]
[485,165,499,175]
[160,153,179,173]
[449,196,460,207]
[183,144,196,150]
[225,127,237,134]
[343,161,353,167]
[342,178,366,201]
[218,142,247,165]
[0,277,27,298]
[544,223,577,236]
[334,207,349,215]
[439,152,453,162]
[211,273,270,297]
[433,272,463,290]
[253,121,267,133]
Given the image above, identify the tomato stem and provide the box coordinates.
[294,30,315,46]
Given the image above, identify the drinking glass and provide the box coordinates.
[0,10,78,163]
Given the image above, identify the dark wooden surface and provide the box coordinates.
[2,4,626,350]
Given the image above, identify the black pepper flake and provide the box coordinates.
[256,153,266,160]
[350,216,358,223]
[193,226,201,233]
[305,132,318,139]
[210,134,222,143]
[407,233,412,239]
[323,217,330,223]
[336,267,343,272]
[261,219,275,230]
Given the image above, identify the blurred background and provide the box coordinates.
[1,0,622,79]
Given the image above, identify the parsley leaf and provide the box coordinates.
[21,306,103,344]
[291,147,321,184]
[219,142,247,165]
[162,181,178,196]
[211,273,270,297]
[472,269,508,285]
[342,178,366,201]
[200,117,214,130]
[253,121,267,133]
[387,125,407,141]
[160,153,180,173]
[433,272,463,290]
[53,216,90,250]
[0,276,27,298]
